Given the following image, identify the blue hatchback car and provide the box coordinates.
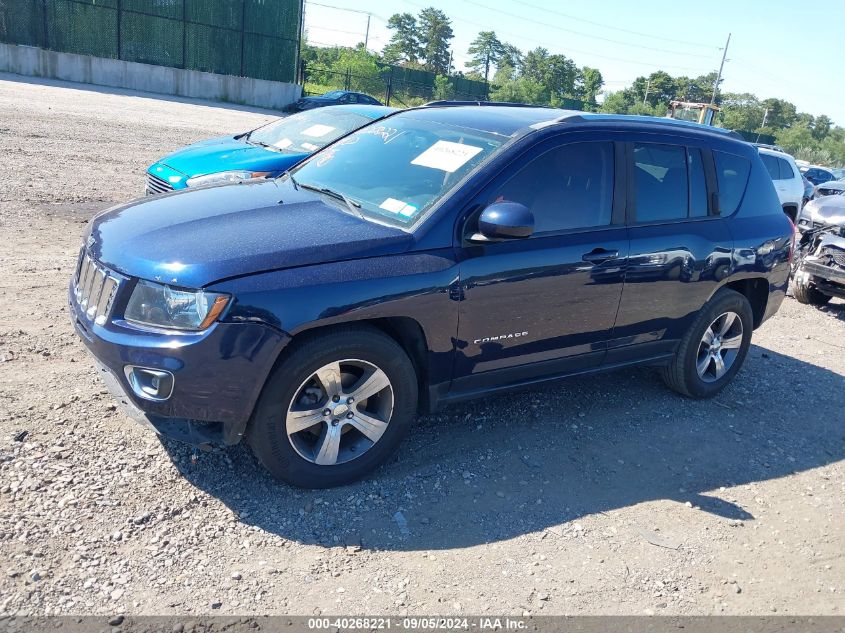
[145,104,395,195]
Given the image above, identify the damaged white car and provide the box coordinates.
[792,221,845,306]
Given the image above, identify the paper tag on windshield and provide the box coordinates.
[301,142,319,151]
[411,141,483,173]
[380,198,418,217]
[302,124,336,138]
[274,138,293,149]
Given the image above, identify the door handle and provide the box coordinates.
[582,248,619,263]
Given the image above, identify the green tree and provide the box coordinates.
[812,114,833,141]
[417,7,453,75]
[575,67,603,110]
[490,76,547,105]
[520,47,549,83]
[543,54,578,104]
[467,31,504,82]
[499,43,522,71]
[599,91,630,114]
[775,123,815,155]
[382,13,421,65]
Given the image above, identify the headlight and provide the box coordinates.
[185,171,274,187]
[124,280,230,331]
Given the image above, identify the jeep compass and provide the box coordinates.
[70,104,794,487]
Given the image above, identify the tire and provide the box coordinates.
[793,277,832,306]
[660,288,753,399]
[248,325,418,488]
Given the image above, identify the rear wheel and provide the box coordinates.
[661,289,753,398]
[248,326,417,488]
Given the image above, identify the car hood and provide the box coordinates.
[87,179,413,287]
[159,135,305,177]
[805,195,845,226]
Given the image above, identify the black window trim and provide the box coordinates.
[625,141,722,227]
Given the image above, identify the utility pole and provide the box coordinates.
[710,32,731,106]
[756,108,769,143]
[643,78,650,106]
[364,14,370,51]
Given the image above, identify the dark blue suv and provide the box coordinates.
[70,104,794,487]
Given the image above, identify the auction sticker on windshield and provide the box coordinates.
[302,124,336,138]
[274,138,293,149]
[411,141,483,173]
[379,198,418,217]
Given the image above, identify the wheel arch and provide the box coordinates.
[266,317,433,412]
[720,278,769,329]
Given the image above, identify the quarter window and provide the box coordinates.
[778,158,795,180]
[713,151,751,215]
[495,142,614,233]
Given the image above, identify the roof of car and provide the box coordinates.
[404,103,745,141]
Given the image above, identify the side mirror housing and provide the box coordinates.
[470,202,534,242]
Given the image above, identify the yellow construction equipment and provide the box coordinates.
[666,100,720,126]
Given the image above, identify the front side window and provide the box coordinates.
[248,109,372,154]
[289,115,507,226]
[713,151,751,215]
[494,142,614,233]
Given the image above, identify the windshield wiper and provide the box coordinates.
[297,182,364,219]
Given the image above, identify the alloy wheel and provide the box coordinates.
[696,311,744,383]
[285,359,394,466]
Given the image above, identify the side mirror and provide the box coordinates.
[470,202,534,242]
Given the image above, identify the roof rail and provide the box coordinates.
[422,100,552,109]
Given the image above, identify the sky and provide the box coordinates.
[303,0,845,125]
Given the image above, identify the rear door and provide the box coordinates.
[452,136,629,391]
[610,137,734,362]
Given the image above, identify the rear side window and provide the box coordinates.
[633,143,709,222]
[760,154,780,180]
[633,144,688,222]
[713,151,751,215]
[688,148,709,217]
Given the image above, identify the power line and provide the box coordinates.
[304,1,386,21]
[507,0,718,49]
[398,0,713,74]
[460,0,717,59]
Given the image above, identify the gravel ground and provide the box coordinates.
[0,74,843,618]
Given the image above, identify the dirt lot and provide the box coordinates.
[0,74,843,618]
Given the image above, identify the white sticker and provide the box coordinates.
[379,198,418,217]
[273,138,293,149]
[301,124,336,138]
[301,142,319,151]
[411,140,483,173]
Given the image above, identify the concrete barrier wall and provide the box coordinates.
[0,43,301,110]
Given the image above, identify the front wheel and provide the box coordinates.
[793,276,832,306]
[248,326,418,488]
[661,288,753,398]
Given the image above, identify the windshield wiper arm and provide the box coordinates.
[297,182,364,219]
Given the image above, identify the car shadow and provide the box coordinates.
[160,343,844,551]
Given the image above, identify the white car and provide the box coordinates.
[757,146,804,222]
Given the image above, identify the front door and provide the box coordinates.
[452,138,629,393]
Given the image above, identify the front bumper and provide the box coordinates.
[69,282,289,446]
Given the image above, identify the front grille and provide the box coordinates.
[74,251,120,326]
[145,172,174,195]
[822,247,845,268]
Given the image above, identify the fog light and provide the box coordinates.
[123,366,174,401]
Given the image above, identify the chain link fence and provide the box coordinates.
[0,0,302,83]
[302,62,490,106]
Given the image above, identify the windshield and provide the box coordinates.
[322,91,345,99]
[289,115,507,226]
[248,109,371,154]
